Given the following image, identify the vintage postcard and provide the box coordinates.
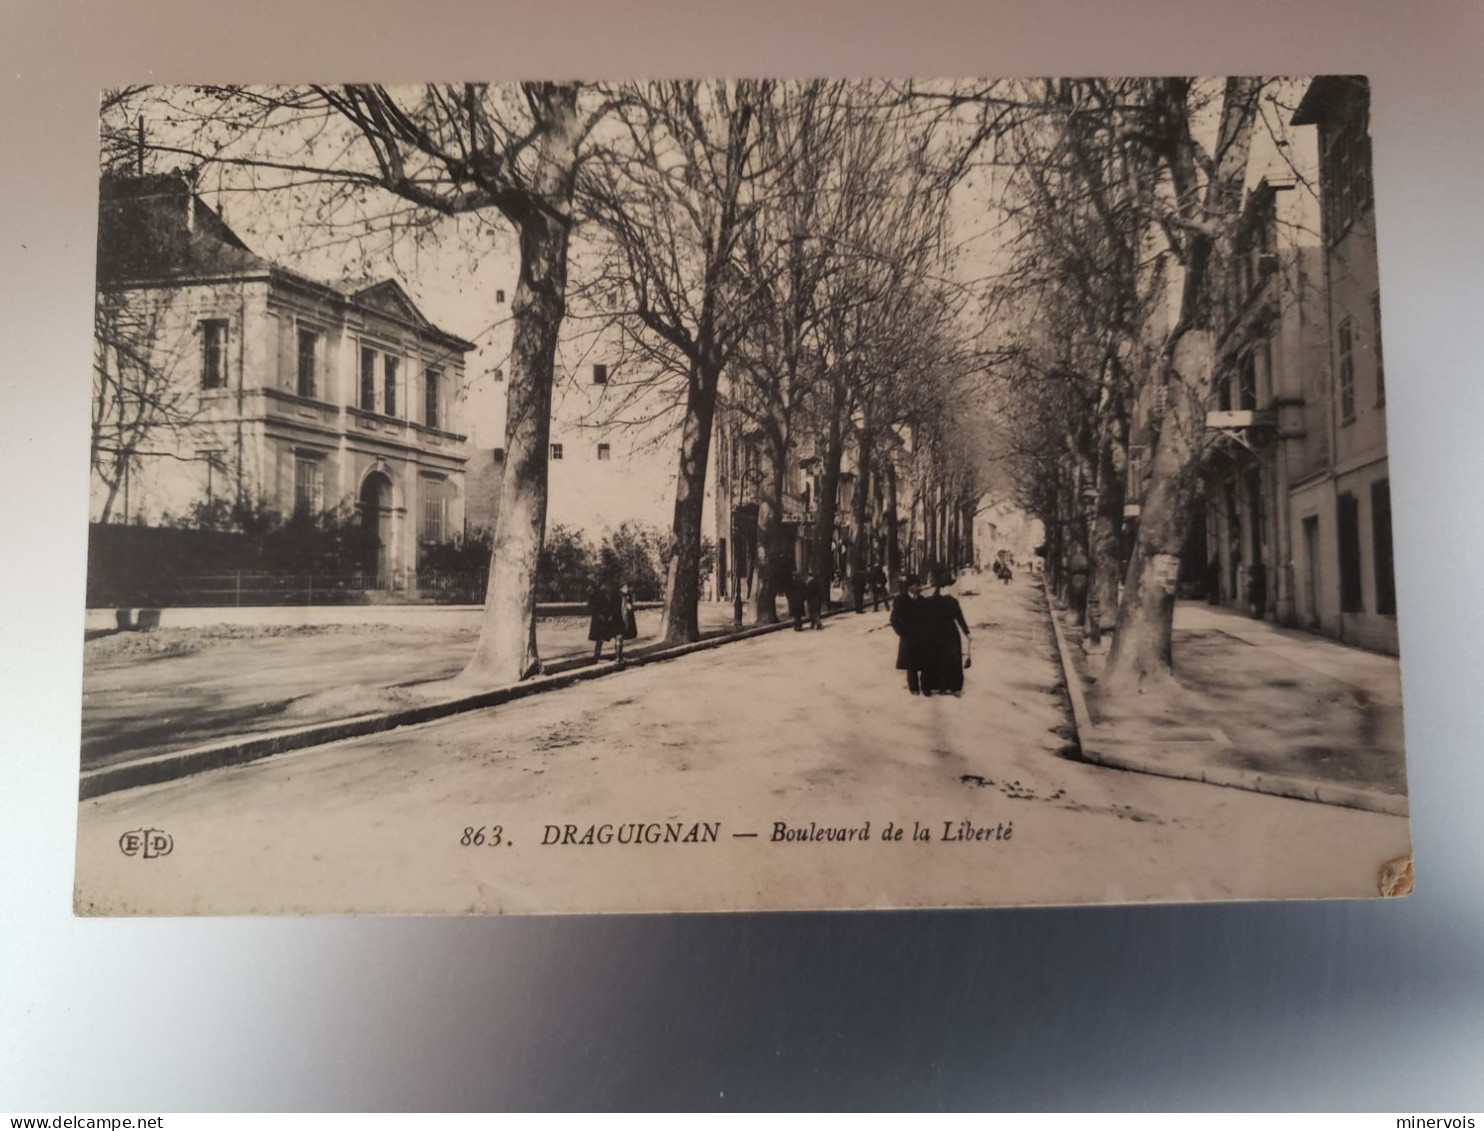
[75,77,1411,915]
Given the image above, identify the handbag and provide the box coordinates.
[963,634,972,670]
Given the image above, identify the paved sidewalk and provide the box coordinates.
[80,599,815,774]
[1047,594,1408,815]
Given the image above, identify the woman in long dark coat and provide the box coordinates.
[588,579,620,660]
[925,576,971,694]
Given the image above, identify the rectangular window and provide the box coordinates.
[197,450,225,501]
[297,328,318,399]
[1371,479,1396,616]
[384,356,399,417]
[360,347,377,412]
[201,319,228,389]
[592,364,609,386]
[597,442,611,461]
[1372,292,1385,405]
[1337,318,1356,424]
[550,443,563,461]
[1337,492,1363,614]
[493,367,504,382]
[1239,352,1257,411]
[1322,102,1373,244]
[424,367,442,429]
[293,456,324,519]
[421,478,447,542]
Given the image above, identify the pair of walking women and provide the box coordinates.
[588,578,638,661]
[890,573,971,695]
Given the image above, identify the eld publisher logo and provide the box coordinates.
[118,829,173,859]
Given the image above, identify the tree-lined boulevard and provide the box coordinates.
[80,78,1411,914]
[75,578,1408,914]
[98,79,1302,698]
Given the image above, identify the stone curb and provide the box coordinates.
[1042,577,1096,744]
[1039,578,1409,819]
[79,605,853,800]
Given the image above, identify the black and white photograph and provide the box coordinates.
[75,76,1411,915]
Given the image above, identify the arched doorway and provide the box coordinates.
[358,470,394,583]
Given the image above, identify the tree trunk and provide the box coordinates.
[812,408,844,589]
[850,425,873,612]
[926,480,937,575]
[884,461,901,584]
[752,423,785,625]
[461,87,578,685]
[1097,77,1260,695]
[1098,332,1211,697]
[1090,392,1129,638]
[662,357,722,644]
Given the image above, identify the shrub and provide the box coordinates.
[537,524,599,602]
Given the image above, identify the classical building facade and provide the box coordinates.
[1181,77,1395,655]
[1290,76,1395,653]
[93,172,474,587]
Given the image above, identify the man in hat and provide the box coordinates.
[804,570,825,630]
[869,562,889,612]
[890,573,929,694]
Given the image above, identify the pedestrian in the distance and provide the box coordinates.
[587,577,620,661]
[785,570,806,631]
[890,573,929,695]
[869,562,889,612]
[616,581,638,662]
[804,570,824,630]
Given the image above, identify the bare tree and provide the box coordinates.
[728,81,860,622]
[1098,78,1265,697]
[977,77,1264,689]
[113,83,594,683]
[91,291,200,523]
[580,80,775,644]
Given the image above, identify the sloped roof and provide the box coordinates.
[349,279,436,332]
[97,172,272,282]
[96,172,474,355]
[1292,76,1369,126]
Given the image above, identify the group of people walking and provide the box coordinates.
[587,577,638,661]
[586,564,974,691]
[890,573,971,696]
[784,571,826,631]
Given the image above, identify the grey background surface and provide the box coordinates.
[2,0,1482,1111]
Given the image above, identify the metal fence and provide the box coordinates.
[414,568,489,605]
[168,572,399,606]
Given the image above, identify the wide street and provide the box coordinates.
[75,580,1411,915]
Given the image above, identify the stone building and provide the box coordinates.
[461,339,677,544]
[1289,76,1395,653]
[1198,167,1330,627]
[93,172,474,587]
[1181,76,1395,655]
